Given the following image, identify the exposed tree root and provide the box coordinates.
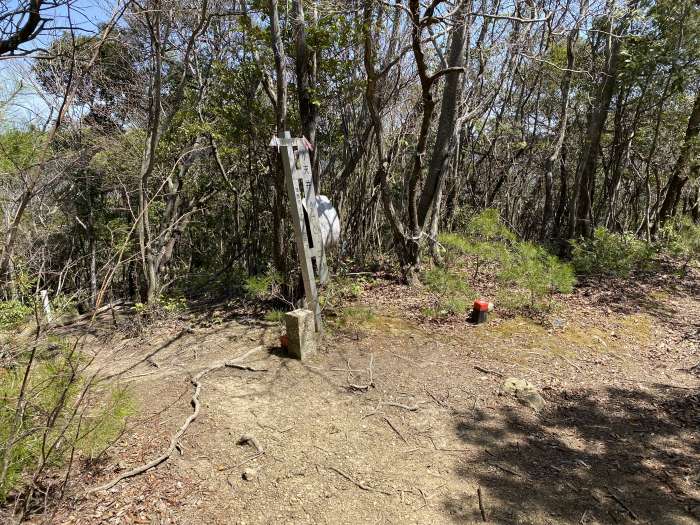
[87,346,265,493]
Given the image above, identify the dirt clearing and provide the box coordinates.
[40,270,700,525]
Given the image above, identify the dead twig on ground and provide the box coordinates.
[225,363,268,372]
[488,462,521,477]
[474,365,504,378]
[424,387,448,408]
[605,487,638,521]
[380,401,419,411]
[477,486,487,521]
[120,370,159,382]
[326,466,392,495]
[87,346,265,493]
[382,416,408,443]
[560,356,582,372]
[425,435,469,452]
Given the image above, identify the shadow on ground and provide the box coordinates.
[446,385,700,524]
[578,262,700,346]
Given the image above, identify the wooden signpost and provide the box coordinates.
[270,131,328,333]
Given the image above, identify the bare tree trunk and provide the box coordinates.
[541,0,585,240]
[417,0,470,229]
[571,10,625,238]
[653,89,700,232]
[268,0,289,283]
[137,2,164,303]
[362,0,410,273]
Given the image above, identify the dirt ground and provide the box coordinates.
[35,266,700,525]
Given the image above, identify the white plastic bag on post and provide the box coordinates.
[316,195,340,250]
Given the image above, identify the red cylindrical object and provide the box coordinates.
[473,299,489,312]
[472,299,489,323]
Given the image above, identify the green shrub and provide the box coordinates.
[465,208,517,243]
[0,300,32,330]
[570,227,655,276]
[319,275,367,311]
[421,267,476,316]
[659,217,700,275]
[439,209,515,278]
[131,294,187,334]
[50,294,78,318]
[158,294,187,313]
[0,339,134,502]
[436,210,574,317]
[244,269,283,300]
[499,241,575,311]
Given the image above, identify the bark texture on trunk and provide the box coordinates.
[654,89,700,232]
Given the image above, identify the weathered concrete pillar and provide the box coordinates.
[284,309,316,360]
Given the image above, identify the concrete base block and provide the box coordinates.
[284,309,316,360]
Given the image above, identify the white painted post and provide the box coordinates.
[40,289,53,323]
[271,132,326,333]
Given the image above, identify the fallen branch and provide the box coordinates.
[225,363,268,372]
[87,346,265,493]
[424,387,448,408]
[120,370,159,382]
[560,356,582,372]
[426,435,469,452]
[489,462,521,477]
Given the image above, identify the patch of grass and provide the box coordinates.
[365,315,417,333]
[319,275,369,310]
[488,317,548,340]
[264,309,285,323]
[331,306,417,335]
[337,306,376,327]
[421,267,476,318]
[615,314,653,345]
[560,325,613,352]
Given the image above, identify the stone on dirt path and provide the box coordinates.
[502,377,545,411]
[242,468,257,481]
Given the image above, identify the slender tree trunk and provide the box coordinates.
[542,1,585,240]
[417,0,470,229]
[137,4,163,303]
[653,89,700,232]
[292,0,320,188]
[268,0,289,283]
[571,18,624,238]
